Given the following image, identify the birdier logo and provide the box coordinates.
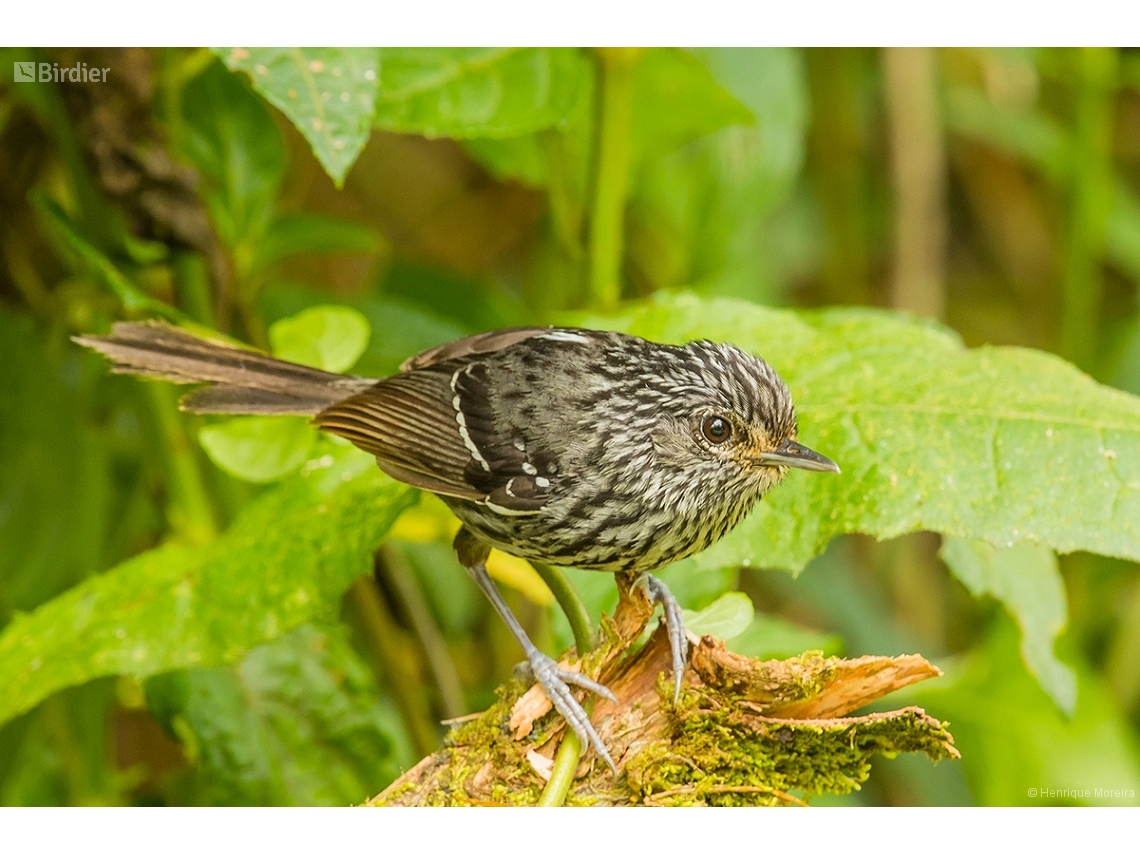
[13,61,109,83]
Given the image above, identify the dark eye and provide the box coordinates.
[701,416,732,444]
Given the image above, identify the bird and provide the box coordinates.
[75,320,839,772]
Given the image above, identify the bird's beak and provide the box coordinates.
[756,438,841,473]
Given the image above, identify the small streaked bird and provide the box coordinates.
[76,321,839,771]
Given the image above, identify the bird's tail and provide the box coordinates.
[74,321,376,415]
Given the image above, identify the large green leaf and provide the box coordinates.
[583,292,1140,571]
[630,48,753,163]
[180,61,285,248]
[373,48,589,139]
[146,624,403,805]
[220,48,380,187]
[0,448,413,729]
[941,537,1076,716]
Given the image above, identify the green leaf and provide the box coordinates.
[727,613,844,661]
[180,61,285,248]
[627,48,809,300]
[630,49,754,163]
[268,305,371,373]
[256,281,469,379]
[681,591,754,640]
[580,292,1140,571]
[0,449,413,729]
[252,213,386,272]
[373,48,589,139]
[909,617,1140,805]
[146,624,402,805]
[31,194,187,323]
[198,417,316,484]
[0,308,112,616]
[940,537,1076,716]
[219,48,380,187]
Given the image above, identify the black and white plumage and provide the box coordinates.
[76,321,839,774]
[316,327,810,573]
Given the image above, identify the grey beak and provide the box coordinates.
[757,439,841,474]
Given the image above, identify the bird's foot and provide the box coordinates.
[639,574,690,704]
[525,650,618,774]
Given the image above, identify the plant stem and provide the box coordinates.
[587,48,640,311]
[531,562,594,654]
[1060,47,1117,372]
[533,562,598,806]
[144,384,217,545]
[536,731,585,806]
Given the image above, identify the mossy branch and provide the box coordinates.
[367,576,958,807]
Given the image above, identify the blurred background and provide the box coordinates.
[1,46,1139,806]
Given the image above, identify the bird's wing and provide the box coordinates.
[399,327,550,372]
[312,363,552,513]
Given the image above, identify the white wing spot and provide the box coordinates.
[541,330,590,344]
[483,499,535,516]
[522,462,537,475]
[450,367,491,472]
[535,476,550,488]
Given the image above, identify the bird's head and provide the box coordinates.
[648,339,839,511]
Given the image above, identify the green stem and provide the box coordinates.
[587,48,639,311]
[532,562,594,654]
[1060,47,1117,372]
[536,731,585,806]
[144,384,217,544]
[533,562,598,806]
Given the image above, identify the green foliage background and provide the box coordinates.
[1,46,1139,806]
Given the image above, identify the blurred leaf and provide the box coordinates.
[943,85,1068,181]
[257,280,470,378]
[252,213,386,272]
[373,48,589,139]
[910,617,1140,805]
[220,48,380,187]
[268,305,371,373]
[628,48,809,299]
[682,591,754,640]
[630,49,753,163]
[31,194,186,322]
[463,135,549,187]
[146,624,400,805]
[198,417,315,484]
[1106,181,1140,281]
[941,536,1077,715]
[0,447,413,729]
[727,613,844,660]
[0,309,111,617]
[583,292,1140,572]
[0,680,127,806]
[180,61,284,248]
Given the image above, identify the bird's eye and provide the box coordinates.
[701,416,732,444]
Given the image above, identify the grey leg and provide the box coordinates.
[641,574,690,704]
[463,560,618,773]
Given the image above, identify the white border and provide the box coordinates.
[2,1,1135,48]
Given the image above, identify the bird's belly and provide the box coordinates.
[443,495,739,574]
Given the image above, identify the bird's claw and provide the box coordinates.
[643,574,690,704]
[528,650,617,774]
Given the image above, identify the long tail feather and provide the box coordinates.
[74,321,376,415]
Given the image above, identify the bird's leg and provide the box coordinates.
[634,573,690,704]
[454,529,617,773]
